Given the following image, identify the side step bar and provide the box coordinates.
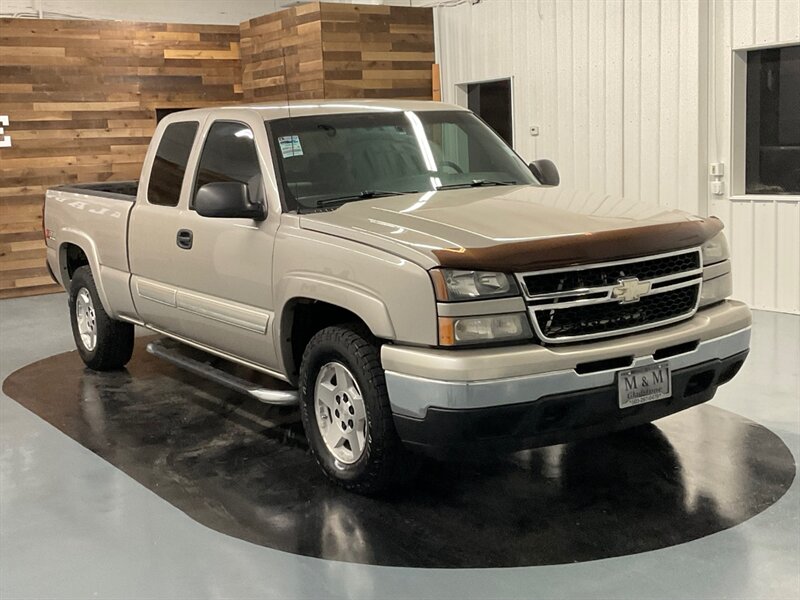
[146,339,299,405]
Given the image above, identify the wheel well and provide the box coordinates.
[282,299,373,382]
[60,243,89,285]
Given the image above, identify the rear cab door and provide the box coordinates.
[128,109,284,372]
[128,115,200,331]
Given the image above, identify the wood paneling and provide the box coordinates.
[0,18,243,298]
[240,2,434,102]
[319,3,434,99]
[240,2,325,101]
[1,3,433,299]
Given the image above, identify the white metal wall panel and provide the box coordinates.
[623,0,642,206]
[437,0,705,211]
[436,0,800,313]
[707,0,800,313]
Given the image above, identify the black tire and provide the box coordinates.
[68,266,134,371]
[299,323,417,494]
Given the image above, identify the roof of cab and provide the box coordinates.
[173,99,467,121]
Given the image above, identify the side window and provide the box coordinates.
[745,45,800,194]
[147,121,198,207]
[192,121,264,207]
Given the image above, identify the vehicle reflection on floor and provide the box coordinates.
[3,338,795,568]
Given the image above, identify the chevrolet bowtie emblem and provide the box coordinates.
[611,277,652,304]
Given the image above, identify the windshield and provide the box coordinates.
[266,110,538,211]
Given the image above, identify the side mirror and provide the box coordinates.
[529,159,560,186]
[195,182,266,221]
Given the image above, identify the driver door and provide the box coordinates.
[166,117,280,370]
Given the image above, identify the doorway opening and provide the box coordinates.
[465,78,513,146]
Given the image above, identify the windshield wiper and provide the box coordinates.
[435,179,518,191]
[315,190,418,207]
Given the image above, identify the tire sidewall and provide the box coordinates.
[300,333,382,484]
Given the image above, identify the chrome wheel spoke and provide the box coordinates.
[321,423,343,449]
[333,363,349,389]
[342,429,361,454]
[333,432,350,449]
[316,381,338,411]
[347,386,366,421]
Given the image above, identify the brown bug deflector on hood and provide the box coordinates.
[432,217,724,272]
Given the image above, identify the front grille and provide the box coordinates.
[522,251,700,296]
[517,248,703,343]
[535,286,699,339]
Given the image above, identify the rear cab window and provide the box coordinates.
[147,121,199,207]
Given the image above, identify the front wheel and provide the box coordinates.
[68,266,134,371]
[299,324,416,493]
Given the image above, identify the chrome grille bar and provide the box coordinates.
[516,248,703,343]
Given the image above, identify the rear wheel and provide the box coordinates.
[299,323,416,493]
[68,266,134,371]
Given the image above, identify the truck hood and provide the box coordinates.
[298,186,722,271]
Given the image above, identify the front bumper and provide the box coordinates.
[382,300,751,458]
[394,350,747,458]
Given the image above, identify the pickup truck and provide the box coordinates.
[44,100,751,492]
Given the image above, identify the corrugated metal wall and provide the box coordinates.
[707,0,800,313]
[437,0,707,212]
[435,0,800,314]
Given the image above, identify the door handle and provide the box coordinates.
[176,229,193,250]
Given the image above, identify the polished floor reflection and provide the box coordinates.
[3,338,795,568]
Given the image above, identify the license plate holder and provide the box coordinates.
[617,362,672,409]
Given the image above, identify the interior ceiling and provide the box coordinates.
[0,0,424,25]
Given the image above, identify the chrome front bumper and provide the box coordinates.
[383,300,751,419]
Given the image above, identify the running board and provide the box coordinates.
[146,339,299,405]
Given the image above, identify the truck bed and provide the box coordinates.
[44,181,137,308]
[51,181,138,201]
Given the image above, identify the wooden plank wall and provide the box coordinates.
[0,18,242,299]
[240,2,434,102]
[240,3,325,102]
[319,2,434,99]
[0,3,433,299]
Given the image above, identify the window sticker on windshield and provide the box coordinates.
[278,135,303,158]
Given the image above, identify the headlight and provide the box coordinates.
[701,232,730,265]
[438,313,533,346]
[430,268,520,301]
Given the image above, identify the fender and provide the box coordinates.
[276,273,396,341]
[56,229,115,316]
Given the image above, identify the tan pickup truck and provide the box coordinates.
[44,100,751,492]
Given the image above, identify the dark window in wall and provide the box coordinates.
[147,121,198,206]
[746,45,800,194]
[192,121,264,208]
[467,79,513,146]
[156,108,196,123]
